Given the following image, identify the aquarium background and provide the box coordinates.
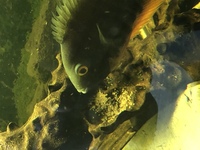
[0,0,44,131]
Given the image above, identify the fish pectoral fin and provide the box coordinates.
[96,24,108,44]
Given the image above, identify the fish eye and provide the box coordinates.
[75,64,88,76]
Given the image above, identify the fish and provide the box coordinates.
[51,0,164,93]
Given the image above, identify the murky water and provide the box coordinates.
[0,0,200,149]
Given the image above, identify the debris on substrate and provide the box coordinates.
[0,0,200,150]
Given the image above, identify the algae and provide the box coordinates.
[12,48,37,126]
[28,0,42,19]
[12,0,57,126]
[0,0,40,131]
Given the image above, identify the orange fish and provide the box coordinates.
[130,0,164,38]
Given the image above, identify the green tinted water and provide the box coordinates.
[0,0,41,131]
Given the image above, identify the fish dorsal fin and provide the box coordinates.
[96,24,108,44]
[51,0,78,43]
[130,0,164,39]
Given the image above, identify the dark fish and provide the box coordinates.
[51,0,164,93]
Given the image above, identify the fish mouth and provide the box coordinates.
[77,88,88,94]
